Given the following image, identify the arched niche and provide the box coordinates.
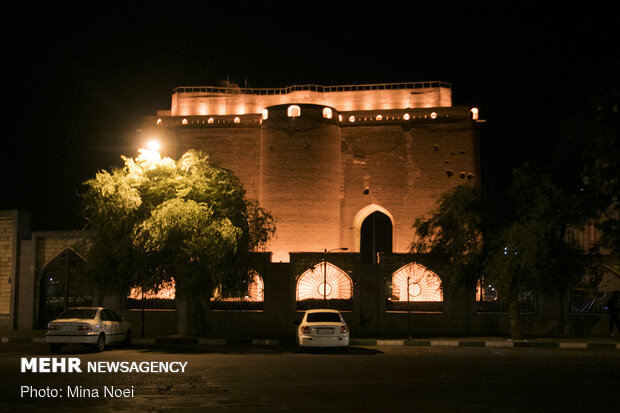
[387,262,443,312]
[296,262,353,310]
[38,248,89,327]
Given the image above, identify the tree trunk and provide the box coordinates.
[176,282,209,337]
[196,298,211,336]
[508,293,521,340]
[176,282,190,336]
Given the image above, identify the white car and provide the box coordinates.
[46,307,131,353]
[296,309,349,349]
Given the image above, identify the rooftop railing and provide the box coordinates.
[173,81,451,95]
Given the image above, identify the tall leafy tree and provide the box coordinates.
[411,184,485,292]
[82,149,275,335]
[413,169,592,339]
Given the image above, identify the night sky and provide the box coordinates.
[1,3,617,230]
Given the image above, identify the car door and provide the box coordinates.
[107,310,123,343]
[100,309,112,343]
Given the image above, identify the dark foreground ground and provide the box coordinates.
[1,342,618,412]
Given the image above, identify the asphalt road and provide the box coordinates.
[1,343,618,412]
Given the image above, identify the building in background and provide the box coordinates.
[2,81,617,338]
[141,81,481,263]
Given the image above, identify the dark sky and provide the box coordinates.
[1,3,617,230]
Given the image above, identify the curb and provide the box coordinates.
[3,337,620,350]
[349,339,620,350]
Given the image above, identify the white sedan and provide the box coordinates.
[46,307,131,353]
[296,309,349,349]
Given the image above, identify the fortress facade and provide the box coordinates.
[141,81,482,262]
[2,81,616,338]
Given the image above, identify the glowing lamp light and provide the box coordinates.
[287,105,301,118]
[430,112,438,119]
[262,109,269,120]
[234,116,241,124]
[403,113,410,120]
[147,140,160,151]
[470,107,479,120]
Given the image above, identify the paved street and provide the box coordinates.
[1,343,618,412]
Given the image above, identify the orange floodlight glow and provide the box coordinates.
[146,140,161,151]
[391,263,442,302]
[128,279,176,300]
[296,262,352,300]
[212,270,264,302]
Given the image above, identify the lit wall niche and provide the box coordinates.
[389,263,442,303]
[387,262,443,312]
[296,262,352,301]
[287,105,301,118]
[322,107,333,119]
[210,270,265,311]
[128,279,176,300]
[262,109,269,120]
[470,107,479,120]
[212,270,264,302]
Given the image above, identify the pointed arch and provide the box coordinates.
[353,204,395,253]
[387,262,443,312]
[296,262,353,310]
[38,248,90,327]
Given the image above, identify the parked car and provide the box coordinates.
[46,307,131,353]
[296,309,349,350]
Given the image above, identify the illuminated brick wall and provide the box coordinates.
[170,82,452,116]
[142,82,481,262]
[0,217,14,316]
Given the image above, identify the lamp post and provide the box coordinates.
[407,275,411,341]
[323,248,348,308]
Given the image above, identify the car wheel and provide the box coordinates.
[124,329,132,347]
[50,343,62,354]
[96,334,105,352]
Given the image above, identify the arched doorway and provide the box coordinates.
[38,248,90,328]
[360,211,393,263]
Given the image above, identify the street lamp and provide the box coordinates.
[322,247,348,308]
[146,140,161,151]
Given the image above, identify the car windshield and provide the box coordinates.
[57,309,97,320]
[307,312,342,323]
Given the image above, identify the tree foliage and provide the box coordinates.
[413,65,618,339]
[413,170,595,339]
[411,185,485,291]
[82,149,275,335]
